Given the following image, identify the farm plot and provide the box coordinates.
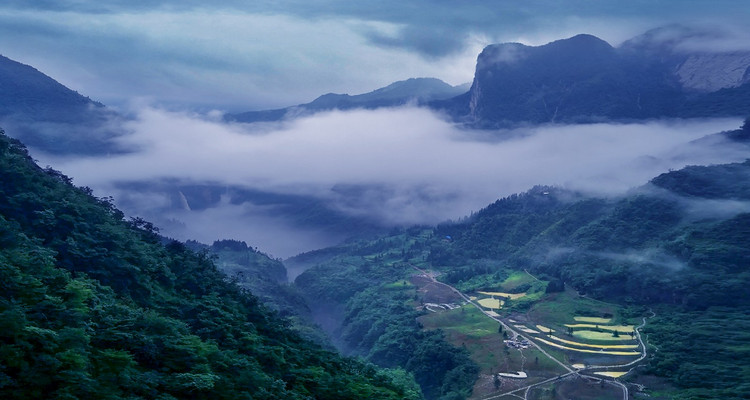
[477,291,526,300]
[477,298,504,309]
[593,371,628,378]
[513,324,540,334]
[574,316,612,324]
[536,324,554,333]
[572,330,634,341]
[564,324,634,333]
[535,338,640,356]
[546,335,638,349]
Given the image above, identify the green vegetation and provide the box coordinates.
[295,241,479,400]
[7,116,748,398]
[572,331,633,342]
[573,316,612,324]
[293,151,750,398]
[643,307,750,399]
[0,130,421,399]
[190,239,331,345]
[420,305,497,339]
[476,298,503,309]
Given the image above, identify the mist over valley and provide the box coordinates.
[2,3,750,399]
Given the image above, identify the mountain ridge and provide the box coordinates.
[444,26,750,126]
[226,26,750,126]
[0,54,124,155]
[0,129,422,399]
[226,77,469,123]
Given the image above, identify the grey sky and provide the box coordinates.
[1,1,747,111]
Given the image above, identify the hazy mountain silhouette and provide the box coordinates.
[226,77,469,123]
[0,54,124,154]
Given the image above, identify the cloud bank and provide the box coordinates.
[38,106,750,256]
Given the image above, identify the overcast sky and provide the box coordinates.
[1,1,748,111]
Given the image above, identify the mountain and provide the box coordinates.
[185,239,333,346]
[620,25,750,93]
[0,54,123,155]
[0,129,422,399]
[226,78,468,123]
[228,26,750,128]
[436,26,750,126]
[292,124,750,399]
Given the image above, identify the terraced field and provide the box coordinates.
[477,297,503,309]
[536,324,554,333]
[593,371,628,378]
[564,323,634,333]
[536,337,640,356]
[477,291,526,300]
[573,316,612,324]
[573,330,634,341]
[546,335,638,349]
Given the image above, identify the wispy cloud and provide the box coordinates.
[37,105,749,256]
[2,1,747,110]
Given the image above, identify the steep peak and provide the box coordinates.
[557,33,612,47]
[368,77,456,99]
[477,34,613,69]
[477,42,529,68]
[539,34,615,57]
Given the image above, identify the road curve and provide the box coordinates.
[411,266,652,400]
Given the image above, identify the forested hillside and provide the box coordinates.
[294,126,750,399]
[294,230,480,400]
[0,129,422,399]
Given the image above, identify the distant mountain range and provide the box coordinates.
[231,25,750,126]
[225,77,469,123]
[3,25,747,154]
[2,25,749,256]
[438,25,750,126]
[0,54,124,154]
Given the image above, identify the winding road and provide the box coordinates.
[412,266,654,400]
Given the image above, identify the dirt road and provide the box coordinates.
[411,266,651,400]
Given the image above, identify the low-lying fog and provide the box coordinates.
[39,106,749,257]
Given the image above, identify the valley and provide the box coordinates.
[1,6,749,399]
[349,258,650,399]
[291,155,750,399]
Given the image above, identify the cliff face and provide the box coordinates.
[451,27,750,127]
[620,25,750,93]
[674,52,750,92]
[465,34,680,125]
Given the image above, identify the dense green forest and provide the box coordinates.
[187,239,332,346]
[0,129,422,399]
[293,126,750,400]
[3,117,749,399]
[295,232,479,400]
